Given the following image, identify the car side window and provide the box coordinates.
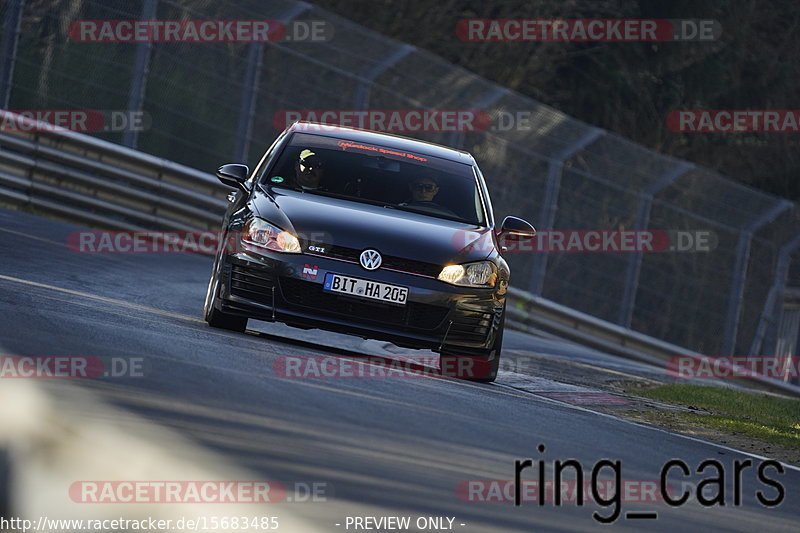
[248,132,289,188]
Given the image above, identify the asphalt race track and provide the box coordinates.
[0,205,798,532]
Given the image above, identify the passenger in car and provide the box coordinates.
[400,174,458,216]
[408,176,440,203]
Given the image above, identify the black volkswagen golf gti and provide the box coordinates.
[204,122,535,382]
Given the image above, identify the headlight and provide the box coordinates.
[242,217,301,253]
[438,261,497,287]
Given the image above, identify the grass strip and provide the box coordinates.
[633,384,800,449]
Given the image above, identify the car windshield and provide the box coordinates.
[261,132,486,225]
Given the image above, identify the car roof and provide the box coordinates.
[286,121,476,165]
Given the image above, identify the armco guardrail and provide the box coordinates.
[0,111,227,231]
[506,286,800,397]
[0,110,797,397]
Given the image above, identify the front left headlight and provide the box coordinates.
[241,217,301,253]
[438,261,497,288]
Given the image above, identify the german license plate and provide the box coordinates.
[323,273,408,305]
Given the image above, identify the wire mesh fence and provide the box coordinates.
[2,0,799,361]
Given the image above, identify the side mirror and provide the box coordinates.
[497,216,536,253]
[216,164,249,190]
[499,216,536,238]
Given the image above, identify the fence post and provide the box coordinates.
[232,42,265,163]
[618,162,693,327]
[121,0,158,149]
[233,2,311,162]
[721,200,792,356]
[750,234,800,356]
[447,86,508,149]
[0,0,25,109]
[353,44,414,111]
[529,128,604,295]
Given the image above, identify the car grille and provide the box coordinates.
[229,263,276,307]
[279,277,449,330]
[311,245,442,278]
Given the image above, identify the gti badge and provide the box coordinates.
[359,249,382,271]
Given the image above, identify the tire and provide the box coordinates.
[440,313,504,383]
[203,263,248,333]
[474,323,503,383]
[207,305,248,332]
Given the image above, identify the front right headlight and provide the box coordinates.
[241,217,301,253]
[438,261,497,288]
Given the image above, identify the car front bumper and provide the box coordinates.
[214,249,505,353]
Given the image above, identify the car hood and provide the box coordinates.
[251,188,494,265]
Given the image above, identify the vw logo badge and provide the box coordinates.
[359,249,382,271]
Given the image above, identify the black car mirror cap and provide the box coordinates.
[499,216,536,239]
[216,163,250,190]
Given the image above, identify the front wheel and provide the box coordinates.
[204,266,248,333]
[206,304,248,332]
[440,316,504,383]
